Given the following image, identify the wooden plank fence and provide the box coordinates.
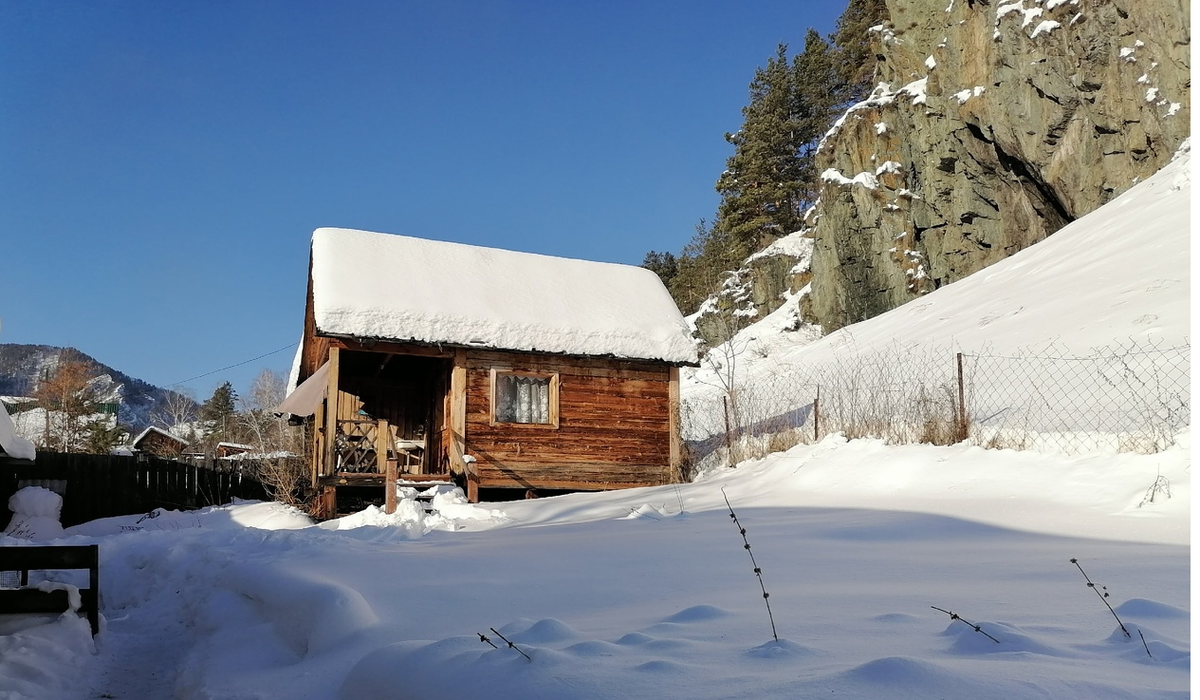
[0,452,268,530]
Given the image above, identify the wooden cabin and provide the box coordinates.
[130,426,188,458]
[281,228,698,517]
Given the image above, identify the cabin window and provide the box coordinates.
[491,370,559,427]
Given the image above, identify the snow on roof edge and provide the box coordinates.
[309,228,699,365]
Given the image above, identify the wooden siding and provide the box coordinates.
[463,349,674,491]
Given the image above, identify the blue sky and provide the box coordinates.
[2,0,844,403]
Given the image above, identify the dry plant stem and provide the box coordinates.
[477,632,498,649]
[930,606,1000,643]
[489,627,532,661]
[1138,629,1153,658]
[1070,558,1130,638]
[722,488,778,642]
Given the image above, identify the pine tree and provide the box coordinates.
[714,44,808,256]
[641,250,679,289]
[792,29,844,207]
[200,381,237,443]
[832,0,889,101]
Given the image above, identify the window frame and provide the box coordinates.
[488,368,560,429]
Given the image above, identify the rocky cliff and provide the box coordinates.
[808,0,1190,330]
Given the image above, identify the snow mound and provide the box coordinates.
[4,486,64,541]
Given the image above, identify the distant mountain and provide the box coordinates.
[0,344,196,431]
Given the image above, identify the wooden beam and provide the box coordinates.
[373,353,396,378]
[380,419,396,514]
[323,346,341,479]
[669,365,682,483]
[329,337,453,358]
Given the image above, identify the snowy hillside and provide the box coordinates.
[683,140,1191,459]
[0,149,1190,699]
[0,344,195,435]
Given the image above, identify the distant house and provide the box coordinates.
[130,426,189,458]
[281,228,698,517]
[215,442,254,459]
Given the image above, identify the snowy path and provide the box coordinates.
[80,605,190,700]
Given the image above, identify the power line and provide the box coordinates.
[169,342,296,387]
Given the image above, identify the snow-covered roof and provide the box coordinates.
[309,228,698,364]
[0,404,35,461]
[131,426,189,448]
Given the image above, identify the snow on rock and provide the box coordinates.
[818,82,897,152]
[1029,19,1060,37]
[875,160,903,175]
[746,229,814,263]
[309,228,697,365]
[951,86,986,103]
[898,78,928,105]
[821,169,880,189]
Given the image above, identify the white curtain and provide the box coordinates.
[499,375,549,423]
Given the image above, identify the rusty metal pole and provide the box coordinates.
[723,395,734,468]
[956,352,966,438]
[813,386,820,442]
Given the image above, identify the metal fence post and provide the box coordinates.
[813,385,820,442]
[722,395,734,468]
[956,352,966,437]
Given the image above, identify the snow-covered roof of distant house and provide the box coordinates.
[131,426,189,449]
[0,403,36,461]
[310,228,698,365]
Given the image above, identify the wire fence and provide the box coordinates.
[681,338,1190,471]
[963,339,1190,454]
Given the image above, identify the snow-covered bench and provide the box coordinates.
[0,545,99,636]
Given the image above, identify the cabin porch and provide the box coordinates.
[307,343,462,519]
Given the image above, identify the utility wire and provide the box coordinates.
[169,342,296,387]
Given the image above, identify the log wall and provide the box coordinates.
[463,350,675,491]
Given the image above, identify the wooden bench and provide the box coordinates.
[0,545,99,636]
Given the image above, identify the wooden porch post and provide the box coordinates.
[380,419,397,514]
[323,346,341,476]
[449,349,472,501]
[319,346,341,518]
[668,365,682,483]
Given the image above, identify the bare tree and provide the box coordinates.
[33,355,106,452]
[152,387,201,444]
[237,369,307,507]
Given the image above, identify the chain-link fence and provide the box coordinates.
[963,339,1190,454]
[681,338,1190,471]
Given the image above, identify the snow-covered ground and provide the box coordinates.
[0,435,1189,699]
[0,144,1189,700]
